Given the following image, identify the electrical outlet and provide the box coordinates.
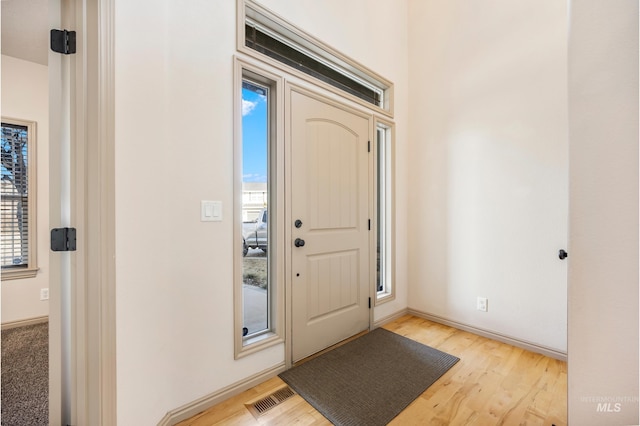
[477,297,488,312]
[40,288,49,301]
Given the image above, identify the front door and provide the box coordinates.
[289,86,371,362]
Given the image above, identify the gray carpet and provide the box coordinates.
[279,328,459,426]
[1,322,48,426]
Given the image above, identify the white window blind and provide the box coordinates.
[1,122,31,270]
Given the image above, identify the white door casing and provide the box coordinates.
[50,0,116,424]
[289,86,371,362]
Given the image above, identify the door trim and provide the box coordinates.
[48,1,63,422]
[49,0,116,424]
[284,81,374,367]
[79,0,117,423]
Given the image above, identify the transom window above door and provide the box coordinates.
[237,0,394,116]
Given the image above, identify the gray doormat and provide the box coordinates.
[279,327,459,426]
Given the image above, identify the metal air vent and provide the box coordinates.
[246,386,296,418]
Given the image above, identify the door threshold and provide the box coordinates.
[293,329,369,367]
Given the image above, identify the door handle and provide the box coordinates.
[294,238,305,247]
[558,249,568,260]
[295,219,303,228]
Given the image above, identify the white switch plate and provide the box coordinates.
[40,288,49,301]
[201,201,222,222]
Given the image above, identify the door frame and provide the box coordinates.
[49,0,116,424]
[48,1,63,421]
[284,80,375,367]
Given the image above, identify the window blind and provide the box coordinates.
[1,123,30,269]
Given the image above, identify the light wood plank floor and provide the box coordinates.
[178,315,567,425]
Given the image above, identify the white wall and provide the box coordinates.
[113,1,409,423]
[567,0,639,423]
[406,0,569,352]
[1,55,50,324]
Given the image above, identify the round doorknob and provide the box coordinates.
[294,238,305,247]
[558,249,568,260]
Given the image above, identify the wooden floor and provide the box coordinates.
[177,315,567,425]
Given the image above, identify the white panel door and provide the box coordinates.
[289,87,371,362]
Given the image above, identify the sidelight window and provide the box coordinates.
[241,77,270,337]
[234,61,284,358]
[375,121,394,302]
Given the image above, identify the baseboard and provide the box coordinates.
[157,362,287,426]
[408,309,568,362]
[1,315,48,330]
[372,308,410,329]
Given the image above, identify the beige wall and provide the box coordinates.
[1,55,50,324]
[567,0,639,423]
[406,0,569,352]
[113,1,409,423]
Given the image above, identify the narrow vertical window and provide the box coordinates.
[375,122,394,302]
[235,63,283,357]
[241,78,270,337]
[1,118,37,280]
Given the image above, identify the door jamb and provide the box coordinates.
[50,0,116,424]
[48,0,64,422]
[76,0,117,423]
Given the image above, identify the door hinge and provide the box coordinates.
[368,141,371,152]
[368,219,371,230]
[50,29,76,55]
[51,227,77,251]
[368,297,371,309]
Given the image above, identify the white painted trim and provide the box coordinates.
[49,1,116,423]
[62,0,117,423]
[408,309,568,362]
[157,363,287,426]
[97,0,117,423]
[372,308,409,329]
[1,315,48,330]
[48,1,67,423]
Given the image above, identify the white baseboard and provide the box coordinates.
[372,308,410,329]
[407,309,567,362]
[1,315,48,330]
[157,362,287,426]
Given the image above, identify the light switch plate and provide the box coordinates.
[201,201,222,222]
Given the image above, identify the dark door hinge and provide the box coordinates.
[368,297,371,309]
[51,227,77,251]
[368,219,371,230]
[50,29,76,54]
[368,141,371,152]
